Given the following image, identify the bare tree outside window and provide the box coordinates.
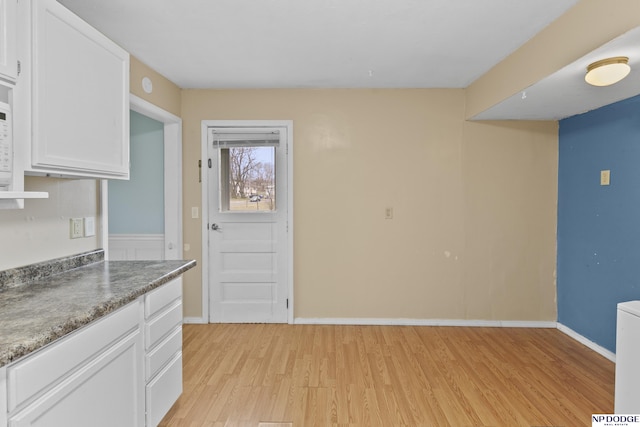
[227,146,275,211]
[229,147,258,198]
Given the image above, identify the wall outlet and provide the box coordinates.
[70,218,83,239]
[385,207,394,219]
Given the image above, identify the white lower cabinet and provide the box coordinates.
[1,367,7,427]
[147,353,182,427]
[144,278,183,427]
[2,279,184,427]
[9,331,143,427]
[615,301,640,413]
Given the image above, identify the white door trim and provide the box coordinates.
[101,94,183,261]
[201,120,294,324]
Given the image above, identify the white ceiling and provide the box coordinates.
[472,26,640,120]
[58,0,578,90]
[57,0,640,120]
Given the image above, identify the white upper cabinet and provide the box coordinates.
[0,0,17,83]
[15,0,130,179]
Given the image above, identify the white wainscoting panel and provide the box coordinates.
[109,234,164,261]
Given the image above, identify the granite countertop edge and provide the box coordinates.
[0,252,196,367]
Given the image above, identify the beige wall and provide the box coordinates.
[0,177,100,270]
[181,89,558,321]
[466,0,640,119]
[130,56,182,117]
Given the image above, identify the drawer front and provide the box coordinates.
[146,352,182,427]
[145,278,182,319]
[145,301,182,350]
[146,327,181,382]
[8,301,140,412]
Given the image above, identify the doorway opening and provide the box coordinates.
[101,94,182,261]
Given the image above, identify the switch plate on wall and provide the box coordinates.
[84,217,96,237]
[601,170,611,186]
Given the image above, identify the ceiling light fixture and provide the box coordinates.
[585,56,631,87]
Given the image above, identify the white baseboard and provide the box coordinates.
[183,316,207,324]
[294,317,557,328]
[180,316,615,362]
[557,323,616,362]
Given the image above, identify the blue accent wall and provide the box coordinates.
[108,110,164,234]
[558,95,640,353]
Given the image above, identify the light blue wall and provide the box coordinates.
[558,95,640,353]
[108,110,164,234]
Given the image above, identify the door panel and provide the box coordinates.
[208,127,288,323]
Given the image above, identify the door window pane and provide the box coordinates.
[220,146,276,212]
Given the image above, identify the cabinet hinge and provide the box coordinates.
[17,60,21,76]
[286,298,289,309]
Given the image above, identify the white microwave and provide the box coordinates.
[0,101,12,190]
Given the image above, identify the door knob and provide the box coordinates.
[211,223,221,231]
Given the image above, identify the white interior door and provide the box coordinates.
[207,126,288,323]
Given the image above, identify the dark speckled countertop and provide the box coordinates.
[0,250,196,367]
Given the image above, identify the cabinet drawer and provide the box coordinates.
[146,352,182,427]
[146,327,181,382]
[145,300,182,350]
[145,278,182,319]
[8,301,140,412]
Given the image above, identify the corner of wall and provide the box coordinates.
[465,0,640,119]
[129,56,182,118]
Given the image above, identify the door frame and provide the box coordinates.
[201,120,294,324]
[100,94,183,260]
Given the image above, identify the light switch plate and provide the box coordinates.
[601,170,611,186]
[84,217,96,237]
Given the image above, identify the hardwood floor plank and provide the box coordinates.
[159,324,614,427]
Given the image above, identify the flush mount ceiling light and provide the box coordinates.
[585,56,631,86]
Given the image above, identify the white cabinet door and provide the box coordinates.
[0,0,17,82]
[21,0,129,179]
[8,330,144,427]
[1,366,7,427]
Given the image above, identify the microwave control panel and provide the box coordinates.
[0,101,12,189]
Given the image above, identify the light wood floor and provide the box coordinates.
[159,324,614,427]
